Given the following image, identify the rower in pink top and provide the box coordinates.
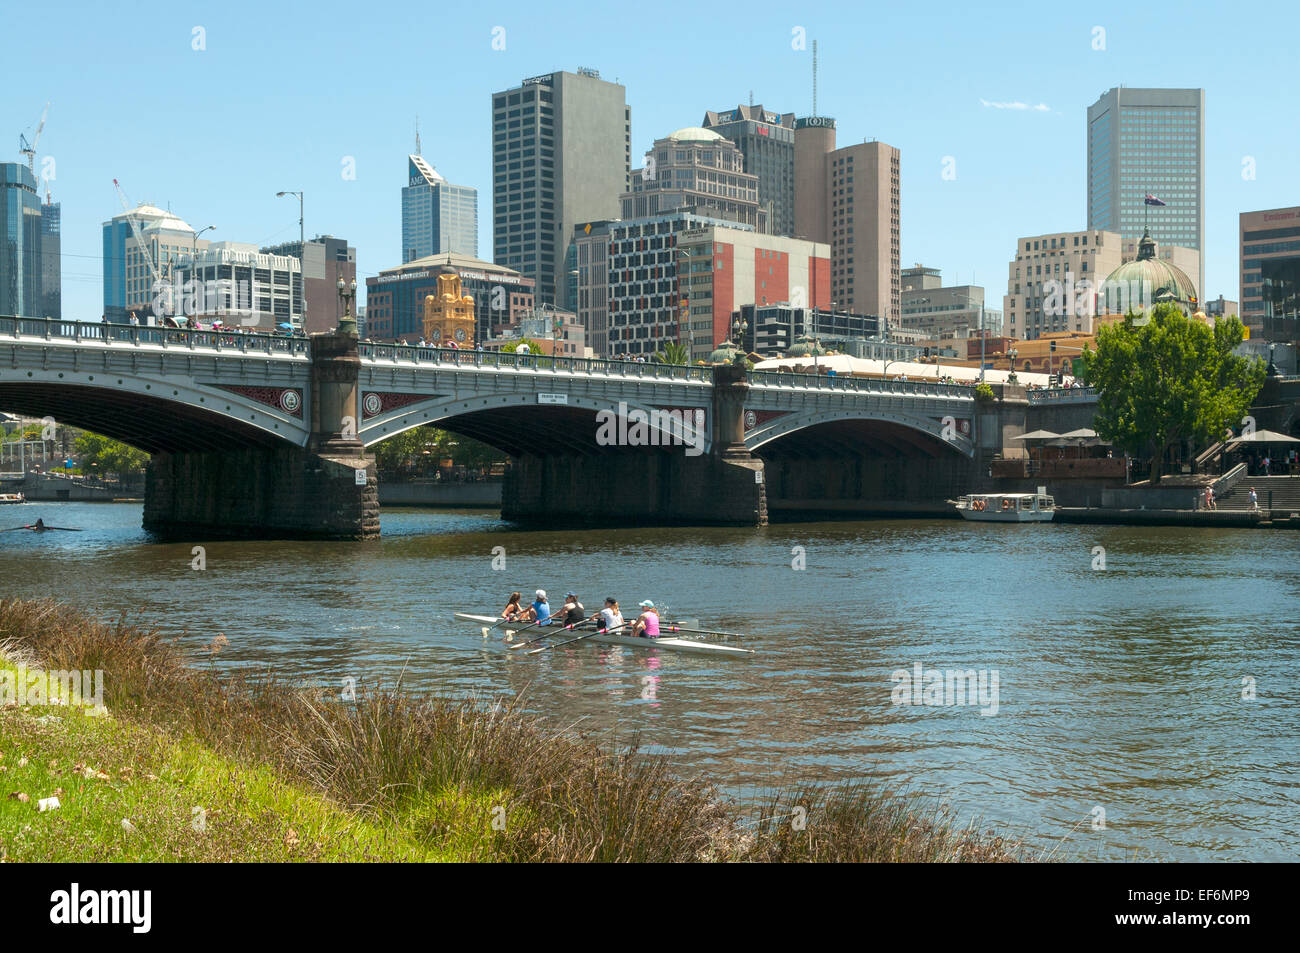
[633,600,660,639]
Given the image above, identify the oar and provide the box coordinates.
[527,621,631,655]
[505,618,576,650]
[1,524,82,532]
[661,623,742,639]
[481,615,519,638]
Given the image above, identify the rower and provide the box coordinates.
[591,597,624,632]
[520,589,551,624]
[631,600,660,639]
[557,591,585,626]
[501,591,523,621]
[33,518,46,533]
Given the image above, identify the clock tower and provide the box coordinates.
[422,270,476,346]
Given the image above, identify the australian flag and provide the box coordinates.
[1144,194,1167,206]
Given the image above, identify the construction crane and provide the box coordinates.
[18,102,49,175]
[113,178,166,317]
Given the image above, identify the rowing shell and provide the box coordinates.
[452,613,754,657]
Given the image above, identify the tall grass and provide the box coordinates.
[0,598,1019,862]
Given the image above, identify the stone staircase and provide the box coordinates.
[1214,475,1300,515]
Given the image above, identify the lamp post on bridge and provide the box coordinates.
[336,277,358,337]
[276,191,305,330]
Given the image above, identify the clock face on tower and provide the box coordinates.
[454,328,467,342]
[430,328,441,340]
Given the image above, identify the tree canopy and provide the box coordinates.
[73,431,150,478]
[373,426,506,473]
[1081,304,1265,481]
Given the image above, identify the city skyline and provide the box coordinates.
[4,0,1296,328]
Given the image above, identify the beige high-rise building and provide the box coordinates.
[793,117,899,323]
[793,117,835,243]
[1003,229,1123,339]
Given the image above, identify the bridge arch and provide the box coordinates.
[745,408,974,458]
[0,376,310,452]
[359,391,713,457]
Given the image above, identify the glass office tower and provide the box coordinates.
[1087,87,1205,298]
[401,155,478,262]
[0,162,54,318]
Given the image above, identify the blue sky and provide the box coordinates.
[6,0,1297,321]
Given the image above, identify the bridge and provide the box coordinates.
[3,316,1038,538]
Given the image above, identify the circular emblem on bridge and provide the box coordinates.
[363,393,383,417]
[745,410,757,431]
[959,419,970,435]
[278,389,302,414]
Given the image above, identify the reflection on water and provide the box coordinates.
[2,501,1297,860]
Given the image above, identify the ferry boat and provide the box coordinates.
[0,492,26,504]
[952,490,1055,522]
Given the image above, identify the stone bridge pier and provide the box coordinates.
[143,328,379,540]
[501,362,768,526]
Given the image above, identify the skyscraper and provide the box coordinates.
[402,154,477,261]
[623,127,764,230]
[701,105,796,236]
[491,69,629,309]
[0,162,59,318]
[1087,87,1205,299]
[793,119,900,324]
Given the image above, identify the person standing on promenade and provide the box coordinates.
[1249,487,1260,512]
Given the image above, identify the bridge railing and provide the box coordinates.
[748,369,975,399]
[1026,386,1098,403]
[0,316,309,357]
[358,343,713,381]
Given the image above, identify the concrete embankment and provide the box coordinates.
[377,480,502,507]
[5,473,143,502]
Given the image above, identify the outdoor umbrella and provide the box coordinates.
[1011,430,1061,441]
[1227,430,1300,444]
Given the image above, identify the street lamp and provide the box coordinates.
[336,277,357,336]
[1007,346,1019,384]
[276,191,305,328]
[190,224,215,273]
[732,316,748,354]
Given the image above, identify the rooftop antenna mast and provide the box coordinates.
[415,115,421,156]
[812,39,818,115]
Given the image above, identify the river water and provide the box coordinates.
[2,501,1296,861]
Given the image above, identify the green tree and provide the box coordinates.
[372,426,506,474]
[1081,304,1265,482]
[73,431,149,479]
[373,426,438,473]
[654,341,690,365]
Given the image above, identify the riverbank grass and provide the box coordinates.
[0,654,469,862]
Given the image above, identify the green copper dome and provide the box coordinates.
[1097,229,1199,317]
[786,334,827,358]
[708,339,741,364]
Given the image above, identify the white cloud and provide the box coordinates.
[980,99,1050,112]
